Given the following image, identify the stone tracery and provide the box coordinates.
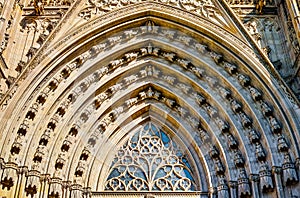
[105,122,195,191]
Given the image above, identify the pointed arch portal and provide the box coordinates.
[0,1,300,198]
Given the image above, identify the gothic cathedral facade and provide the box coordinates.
[0,0,300,197]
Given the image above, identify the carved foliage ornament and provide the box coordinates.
[105,123,195,191]
[79,0,216,20]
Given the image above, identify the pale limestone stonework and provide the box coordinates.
[0,0,300,198]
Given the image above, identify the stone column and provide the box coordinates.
[296,158,300,181]
[249,174,260,198]
[70,183,84,198]
[209,187,217,198]
[15,166,28,198]
[84,187,91,198]
[228,181,237,198]
[63,181,71,198]
[272,166,285,198]
[49,178,63,198]
[39,174,50,198]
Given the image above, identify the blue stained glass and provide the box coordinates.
[108,169,121,179]
[154,169,167,180]
[121,172,134,185]
[131,133,139,143]
[144,123,149,130]
[150,123,158,133]
[131,143,137,148]
[183,168,194,181]
[182,157,191,169]
[133,167,147,180]
[161,131,170,144]
[176,150,183,157]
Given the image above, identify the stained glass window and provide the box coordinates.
[105,123,196,191]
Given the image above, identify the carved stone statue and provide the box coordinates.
[256,0,266,14]
[33,0,44,15]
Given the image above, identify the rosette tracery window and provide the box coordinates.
[105,123,196,191]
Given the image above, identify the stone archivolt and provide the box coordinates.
[0,3,299,198]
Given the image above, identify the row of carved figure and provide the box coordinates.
[8,49,298,196]
[5,22,290,166]
[2,22,299,196]
[226,0,274,5]
[2,81,299,197]
[29,0,73,7]
[79,0,217,20]
[10,21,295,176]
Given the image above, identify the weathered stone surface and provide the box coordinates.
[0,0,299,197]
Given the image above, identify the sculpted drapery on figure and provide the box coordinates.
[33,0,44,15]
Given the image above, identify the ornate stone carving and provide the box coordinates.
[192,92,206,105]
[10,136,23,155]
[277,135,289,152]
[218,87,231,100]
[255,143,266,161]
[230,100,242,113]
[0,168,16,190]
[248,129,260,143]
[25,172,40,197]
[2,20,296,197]
[234,151,245,167]
[209,52,223,64]
[33,145,46,163]
[186,116,199,128]
[215,117,229,133]
[260,101,272,117]
[33,0,44,15]
[177,59,191,70]
[249,86,262,101]
[238,169,251,197]
[214,158,225,175]
[194,43,208,53]
[237,74,250,87]
[197,128,210,143]
[239,112,252,128]
[191,66,205,78]
[269,116,281,134]
[17,118,30,136]
[204,104,218,117]
[256,0,266,14]
[217,175,229,197]
[282,153,298,185]
[163,75,176,85]
[259,163,273,192]
[225,0,255,5]
[49,180,63,198]
[28,0,74,6]
[79,0,217,21]
[223,62,237,75]
[227,134,238,149]
[162,52,176,62]
[209,146,219,159]
[178,35,192,46]
[162,30,176,40]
